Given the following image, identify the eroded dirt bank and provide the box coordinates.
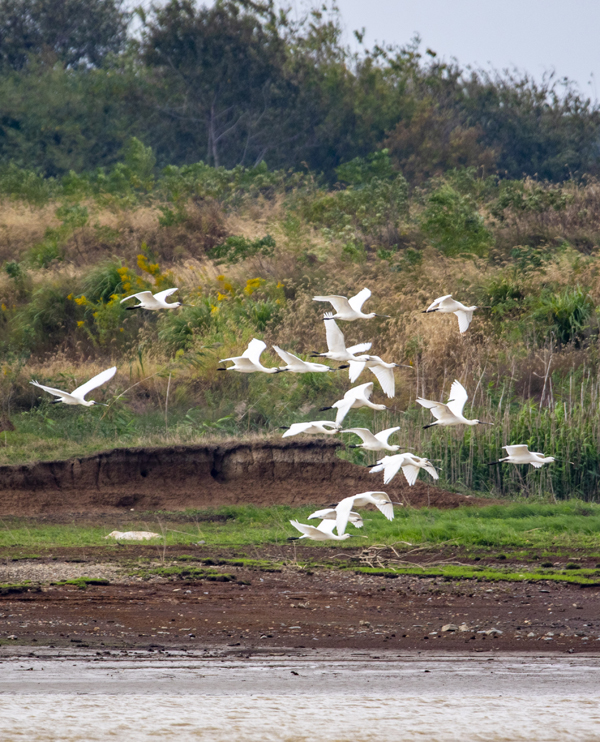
[0,439,484,515]
[1,546,599,653]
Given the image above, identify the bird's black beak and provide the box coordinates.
[478,421,494,425]
[375,314,391,318]
[319,406,333,411]
[217,367,227,371]
[348,444,359,448]
[279,426,290,430]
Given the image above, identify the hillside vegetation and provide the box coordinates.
[1,148,600,500]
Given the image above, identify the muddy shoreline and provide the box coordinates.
[2,545,600,654]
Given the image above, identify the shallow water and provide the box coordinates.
[2,650,600,741]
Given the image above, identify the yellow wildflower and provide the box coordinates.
[1,303,6,311]
[67,293,73,300]
[74,295,87,306]
[216,274,225,281]
[217,292,227,301]
[77,320,85,327]
[276,281,284,289]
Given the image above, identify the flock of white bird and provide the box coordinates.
[30,285,555,543]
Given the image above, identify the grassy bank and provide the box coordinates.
[2,154,600,498]
[2,502,600,552]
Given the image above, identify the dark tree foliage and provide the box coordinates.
[141,0,300,168]
[0,0,599,182]
[0,0,129,69]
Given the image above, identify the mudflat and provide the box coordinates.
[2,543,600,654]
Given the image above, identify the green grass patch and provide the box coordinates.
[354,565,600,585]
[2,501,600,552]
[133,566,239,582]
[0,581,40,595]
[51,578,110,589]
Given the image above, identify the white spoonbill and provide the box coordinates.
[348,355,412,398]
[418,379,492,429]
[313,288,389,321]
[273,346,333,373]
[321,382,387,426]
[289,519,351,541]
[309,313,371,362]
[423,294,477,333]
[218,338,281,374]
[371,453,439,486]
[281,421,340,438]
[489,445,556,468]
[307,508,364,528]
[30,366,116,406]
[341,426,401,452]
[120,288,181,310]
[333,491,397,536]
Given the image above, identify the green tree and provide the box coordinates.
[0,0,129,69]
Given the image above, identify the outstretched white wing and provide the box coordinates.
[446,380,469,417]
[154,288,179,303]
[289,520,323,539]
[371,455,405,485]
[282,422,313,438]
[349,382,374,400]
[334,495,357,536]
[417,398,450,421]
[370,365,395,398]
[314,295,352,314]
[29,381,69,399]
[401,464,420,486]
[334,398,354,426]
[422,462,439,480]
[71,366,117,400]
[503,444,530,455]
[370,491,394,520]
[455,310,473,334]
[273,345,301,367]
[242,338,267,365]
[342,428,379,446]
[120,291,152,304]
[426,294,452,311]
[375,427,401,446]
[323,314,347,353]
[348,361,365,384]
[348,287,371,312]
[347,342,372,355]
[315,519,337,534]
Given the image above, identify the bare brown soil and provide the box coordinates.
[2,546,599,654]
[0,439,491,516]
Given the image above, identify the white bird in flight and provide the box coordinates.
[313,288,389,321]
[341,426,401,452]
[489,445,556,468]
[289,519,351,541]
[371,453,439,486]
[120,288,181,310]
[333,491,397,536]
[273,346,333,373]
[348,355,412,398]
[321,382,387,425]
[417,379,492,429]
[30,366,117,407]
[281,421,340,438]
[218,338,281,374]
[307,508,364,528]
[309,313,371,362]
[423,294,477,334]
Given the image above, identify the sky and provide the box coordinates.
[331,0,600,98]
